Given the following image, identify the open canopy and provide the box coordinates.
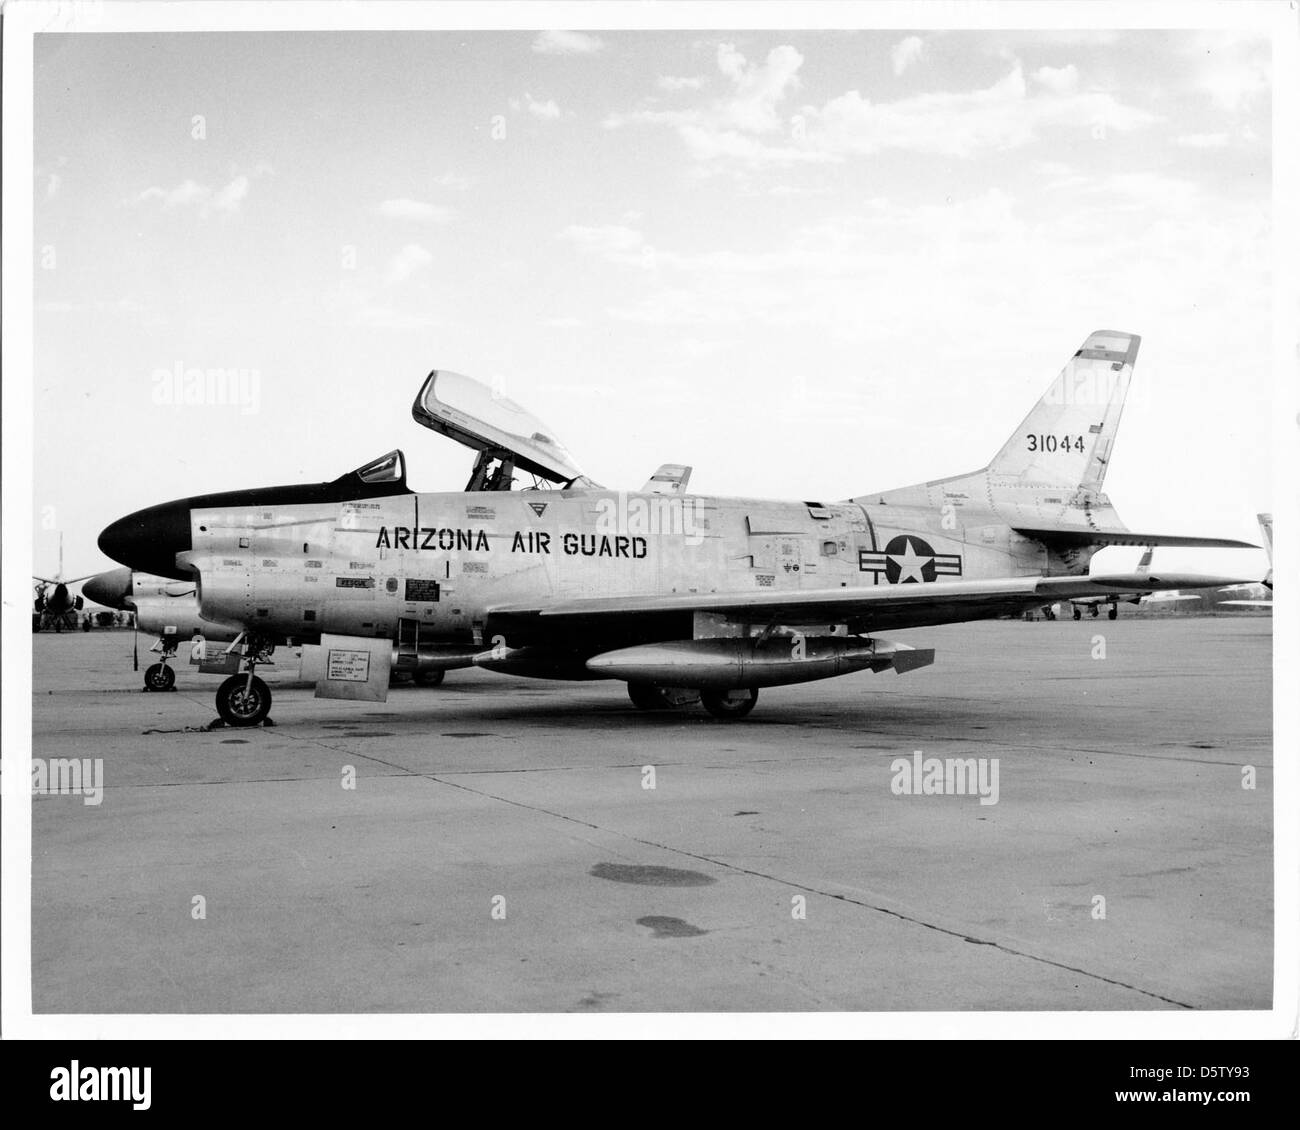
[411,369,593,488]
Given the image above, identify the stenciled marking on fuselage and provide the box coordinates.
[376,527,491,551]
[373,526,648,559]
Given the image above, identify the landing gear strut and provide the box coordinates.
[214,633,275,727]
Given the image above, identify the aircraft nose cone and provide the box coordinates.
[83,567,134,610]
[98,501,193,579]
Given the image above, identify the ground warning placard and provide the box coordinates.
[326,649,371,681]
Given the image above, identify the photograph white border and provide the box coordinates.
[4,0,1295,1040]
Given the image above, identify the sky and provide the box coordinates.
[31,23,1277,580]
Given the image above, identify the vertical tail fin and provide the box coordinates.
[861,330,1140,521]
[1258,513,1273,587]
[985,330,1139,499]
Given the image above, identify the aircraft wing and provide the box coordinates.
[491,571,1253,634]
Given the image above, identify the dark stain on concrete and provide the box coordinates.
[441,732,496,738]
[220,739,249,745]
[591,862,716,886]
[637,916,708,939]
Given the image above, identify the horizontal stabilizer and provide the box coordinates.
[1069,572,1253,593]
[1015,526,1256,550]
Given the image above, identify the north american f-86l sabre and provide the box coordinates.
[98,330,1254,726]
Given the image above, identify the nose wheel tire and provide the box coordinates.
[144,663,175,692]
[701,688,758,719]
[1072,606,1082,620]
[1108,606,1118,620]
[413,668,446,687]
[216,674,272,727]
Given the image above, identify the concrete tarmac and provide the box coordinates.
[30,618,1272,1012]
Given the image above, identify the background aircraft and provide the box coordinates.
[32,534,93,631]
[83,567,240,690]
[1219,514,1274,610]
[97,330,1255,726]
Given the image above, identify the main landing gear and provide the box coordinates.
[627,683,758,719]
[214,633,275,727]
[701,688,759,719]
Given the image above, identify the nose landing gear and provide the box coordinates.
[143,637,178,691]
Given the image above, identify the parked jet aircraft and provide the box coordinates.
[98,330,1255,726]
[1220,514,1274,610]
[83,567,240,690]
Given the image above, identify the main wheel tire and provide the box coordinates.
[413,668,446,687]
[144,663,175,692]
[1072,607,1082,620]
[216,674,272,727]
[701,688,759,719]
[1107,606,1118,620]
[628,683,669,710]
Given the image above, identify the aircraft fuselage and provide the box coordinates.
[183,488,1059,653]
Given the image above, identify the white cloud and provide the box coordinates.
[1032,64,1079,94]
[605,43,824,166]
[806,64,1157,159]
[657,75,706,92]
[385,243,433,285]
[715,43,803,133]
[610,51,1156,166]
[1201,58,1269,112]
[135,179,209,209]
[532,30,603,55]
[377,198,454,223]
[1175,132,1231,149]
[890,36,925,76]
[130,170,265,217]
[432,171,473,191]
[525,95,562,121]
[559,224,646,260]
[353,306,438,330]
[211,174,250,213]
